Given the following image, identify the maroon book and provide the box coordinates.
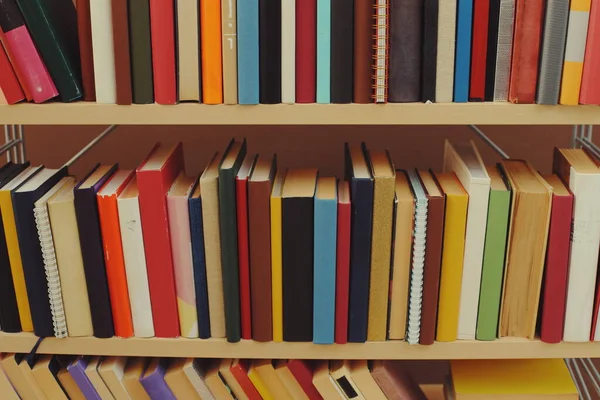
[469,0,490,101]
[296,0,316,103]
[335,181,351,344]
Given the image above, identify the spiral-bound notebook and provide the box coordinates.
[373,0,390,103]
[34,176,74,338]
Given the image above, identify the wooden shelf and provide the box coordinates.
[1,333,599,359]
[0,103,598,125]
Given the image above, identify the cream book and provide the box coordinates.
[98,356,131,400]
[205,360,235,399]
[89,0,116,103]
[18,355,48,400]
[219,358,248,400]
[123,358,151,400]
[187,360,215,400]
[222,0,238,104]
[435,0,457,102]
[200,152,226,338]
[177,0,200,101]
[48,180,94,337]
[274,360,308,400]
[117,178,155,338]
[313,361,344,399]
[330,360,365,399]
[443,140,491,340]
[0,364,20,400]
[31,355,68,400]
[86,356,115,399]
[281,0,295,103]
[350,361,387,400]
[164,358,203,400]
[2,353,42,400]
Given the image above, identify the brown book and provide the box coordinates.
[164,358,203,400]
[0,363,21,400]
[1,354,40,400]
[31,355,68,399]
[111,0,133,104]
[248,154,276,342]
[371,361,427,400]
[418,170,445,345]
[123,358,151,400]
[353,0,374,103]
[350,361,387,400]
[17,356,47,400]
[98,356,130,400]
[75,0,96,101]
[57,357,86,400]
[204,360,235,399]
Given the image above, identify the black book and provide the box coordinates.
[259,0,281,104]
[421,0,439,102]
[331,0,354,103]
[13,167,68,337]
[128,0,155,104]
[484,0,501,101]
[74,164,117,338]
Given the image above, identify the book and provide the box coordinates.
[123,358,151,400]
[313,361,344,399]
[350,361,386,400]
[421,0,438,102]
[330,0,353,103]
[200,0,222,104]
[85,357,114,399]
[316,0,331,103]
[259,0,281,103]
[251,360,292,399]
[14,167,68,336]
[186,360,214,399]
[330,360,364,398]
[499,160,551,339]
[89,0,116,103]
[248,154,276,342]
[167,173,198,338]
[237,0,259,104]
[344,143,374,343]
[57,357,86,400]
[0,32,24,104]
[0,85,5,103]
[18,354,50,399]
[75,0,95,101]
[335,181,351,344]
[219,359,248,400]
[230,359,261,400]
[274,360,309,400]
[288,360,323,400]
[0,0,57,103]
[219,139,247,342]
[97,356,130,400]
[97,169,135,338]
[353,0,373,103]
[453,0,473,102]
[553,149,600,342]
[111,0,132,105]
[222,0,237,104]
[469,0,489,101]
[204,360,235,399]
[201,152,226,338]
[2,353,40,399]
[137,143,184,337]
[117,178,154,338]
[560,0,591,105]
[75,164,117,338]
[371,360,426,399]
[443,140,490,340]
[435,0,457,102]
[475,165,511,341]
[282,168,318,342]
[580,0,600,104]
[0,363,19,399]
[128,0,154,104]
[484,0,500,101]
[176,0,200,102]
[164,358,203,400]
[148,0,176,104]
[32,356,69,400]
[493,0,516,101]
[297,0,317,103]
[372,0,390,103]
[536,0,569,105]
[388,171,415,340]
[68,357,102,399]
[48,179,94,337]
[281,0,295,104]
[389,0,423,102]
[271,171,285,342]
[314,177,337,344]
[140,359,176,399]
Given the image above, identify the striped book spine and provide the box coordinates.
[316,0,331,103]
[492,0,516,101]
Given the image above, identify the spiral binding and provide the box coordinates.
[34,203,68,338]
[371,1,390,103]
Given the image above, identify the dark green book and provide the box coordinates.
[15,0,83,102]
[128,0,154,104]
[218,139,247,343]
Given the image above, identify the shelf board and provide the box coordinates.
[1,333,598,359]
[0,103,598,125]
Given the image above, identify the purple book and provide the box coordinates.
[140,358,176,400]
[67,357,102,400]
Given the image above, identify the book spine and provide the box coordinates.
[580,0,600,104]
[148,0,176,104]
[222,0,238,104]
[372,0,390,103]
[140,364,177,400]
[111,0,133,104]
[484,0,500,100]
[75,0,95,101]
[0,41,24,104]
[89,0,117,104]
[231,362,262,400]
[237,0,259,104]
[128,0,154,104]
[493,0,515,101]
[421,0,438,102]
[435,0,457,102]
[335,196,351,344]
[316,0,330,103]
[176,0,200,102]
[468,0,490,101]
[189,196,210,339]
[68,361,102,400]
[353,0,373,103]
[200,0,223,104]
[296,0,317,103]
[560,0,591,105]
[259,0,281,103]
[281,0,295,103]
[330,0,353,103]
[236,177,252,340]
[0,212,20,332]
[270,188,283,342]
[453,0,473,102]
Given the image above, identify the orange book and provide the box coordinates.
[201,0,223,104]
[97,170,135,338]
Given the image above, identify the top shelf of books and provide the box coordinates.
[1,103,599,125]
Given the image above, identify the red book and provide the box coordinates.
[149,0,176,104]
[540,174,573,344]
[580,0,600,104]
[287,360,323,400]
[335,181,351,344]
[136,143,184,337]
[230,359,261,400]
[296,0,316,103]
[469,0,490,101]
[236,155,255,341]
[0,41,23,104]
[508,0,544,104]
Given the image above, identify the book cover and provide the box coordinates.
[353,0,373,103]
[580,0,600,104]
[270,172,285,342]
[484,0,500,100]
[75,0,95,101]
[89,0,116,103]
[260,0,281,103]
[469,0,490,101]
[164,358,203,400]
[330,0,353,103]
[201,0,223,104]
[237,0,259,104]
[350,360,386,400]
[560,0,591,105]
[0,40,24,104]
[140,359,176,400]
[230,360,261,400]
[123,358,151,399]
[316,0,330,103]
[177,0,200,102]
[453,0,473,102]
[251,360,292,398]
[435,0,457,102]
[57,357,86,400]
[421,0,438,102]
[335,181,351,344]
[312,361,344,399]
[281,0,295,103]
[1,354,37,399]
[148,0,176,104]
[128,0,154,104]
[111,0,132,104]
[274,360,309,400]
[222,0,237,104]
[204,359,236,399]
[492,0,516,101]
[297,0,317,103]
[371,360,427,399]
[219,359,247,400]
[85,357,114,399]
[68,357,102,400]
[288,360,323,400]
[32,355,67,399]
[98,357,130,400]
[330,360,364,398]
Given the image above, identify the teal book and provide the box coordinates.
[313,177,337,344]
[475,165,511,340]
[316,0,331,103]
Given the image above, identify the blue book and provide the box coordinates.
[453,0,473,102]
[237,0,260,104]
[189,180,211,339]
[316,0,331,103]
[313,177,337,344]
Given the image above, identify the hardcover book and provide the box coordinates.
[353,0,374,103]
[288,360,323,400]
[330,0,353,103]
[453,0,473,102]
[177,0,200,102]
[128,0,154,104]
[68,357,102,400]
[32,355,68,399]
[469,0,490,101]
[435,0,457,102]
[281,0,295,103]
[85,357,114,399]
[421,0,438,102]
[219,359,247,400]
[259,0,281,103]
[140,358,176,400]
[580,0,600,104]
[237,0,259,104]
[148,0,176,104]
[316,0,330,103]
[0,41,24,104]
[164,358,203,400]
[296,0,317,103]
[200,0,223,104]
[484,0,500,100]
[335,181,351,344]
[230,359,261,400]
[270,172,285,342]
[492,0,516,101]
[75,0,95,101]
[97,356,130,400]
[222,0,238,104]
[89,0,116,103]
[111,0,132,104]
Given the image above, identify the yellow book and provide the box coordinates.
[270,172,285,342]
[0,166,41,332]
[248,363,274,400]
[434,172,468,342]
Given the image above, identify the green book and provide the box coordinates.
[476,166,511,340]
[128,0,154,104]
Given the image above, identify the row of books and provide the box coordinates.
[2,0,600,106]
[2,139,600,345]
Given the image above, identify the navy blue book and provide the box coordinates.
[344,143,374,343]
[189,179,210,339]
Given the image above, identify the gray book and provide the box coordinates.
[493,0,516,101]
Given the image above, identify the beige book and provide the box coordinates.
[366,148,396,341]
[187,359,215,399]
[221,0,238,104]
[48,180,94,337]
[350,361,387,400]
[252,359,292,400]
[219,358,248,400]
[176,0,200,101]
[86,357,115,399]
[98,357,131,400]
[57,360,86,400]
[330,360,366,399]
[164,358,202,400]
[274,360,309,400]
[1,354,40,400]
[204,360,235,399]
[312,361,344,399]
[31,355,68,399]
[18,356,48,400]
[123,358,151,400]
[388,171,415,340]
[200,152,226,338]
[0,363,21,400]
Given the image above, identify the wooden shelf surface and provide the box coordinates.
[1,333,599,359]
[0,103,598,125]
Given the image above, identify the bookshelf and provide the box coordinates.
[1,103,600,125]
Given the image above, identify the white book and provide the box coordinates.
[373,0,389,103]
[493,0,516,101]
[177,0,201,101]
[89,0,117,104]
[281,0,295,103]
[435,0,457,103]
[186,360,215,400]
[443,140,490,340]
[117,178,155,338]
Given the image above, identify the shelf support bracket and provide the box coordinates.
[573,125,600,159]
[469,125,510,159]
[2,125,25,163]
[63,124,118,168]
